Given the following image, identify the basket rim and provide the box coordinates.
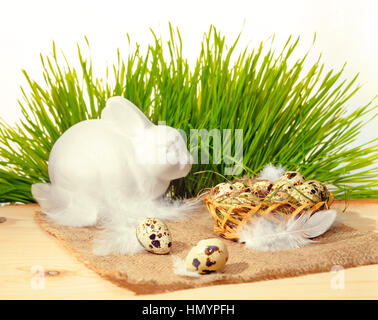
[204,191,335,240]
[205,191,334,209]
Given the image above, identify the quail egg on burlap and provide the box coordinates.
[185,238,229,274]
[290,180,326,205]
[249,180,274,198]
[136,218,172,254]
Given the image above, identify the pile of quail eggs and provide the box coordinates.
[266,171,329,205]
[211,171,329,206]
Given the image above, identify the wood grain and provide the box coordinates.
[0,200,377,300]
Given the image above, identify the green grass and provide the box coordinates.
[0,24,377,203]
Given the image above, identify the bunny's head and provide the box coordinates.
[101,96,193,183]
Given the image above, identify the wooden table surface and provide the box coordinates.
[0,200,377,300]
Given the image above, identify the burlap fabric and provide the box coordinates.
[34,206,378,295]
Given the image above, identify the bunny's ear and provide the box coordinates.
[101,96,153,133]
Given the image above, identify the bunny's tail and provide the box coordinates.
[31,183,99,227]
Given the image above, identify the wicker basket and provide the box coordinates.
[204,190,334,241]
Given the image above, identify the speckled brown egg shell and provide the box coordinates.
[307,180,328,200]
[185,238,229,274]
[232,182,246,190]
[249,180,274,198]
[266,190,299,204]
[212,182,246,198]
[272,171,306,192]
[136,218,172,254]
[290,182,323,205]
[212,183,233,197]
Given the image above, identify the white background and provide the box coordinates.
[0,0,377,149]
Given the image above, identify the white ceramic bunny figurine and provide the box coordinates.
[32,96,194,254]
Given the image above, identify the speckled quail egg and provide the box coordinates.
[220,197,242,205]
[185,238,229,274]
[289,181,323,205]
[232,182,246,190]
[272,171,306,192]
[249,180,274,198]
[212,182,245,197]
[136,218,172,254]
[307,180,328,201]
[221,194,254,205]
[266,190,298,204]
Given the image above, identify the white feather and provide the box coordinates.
[171,255,200,278]
[257,163,286,183]
[32,182,202,256]
[93,196,202,256]
[239,209,337,251]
